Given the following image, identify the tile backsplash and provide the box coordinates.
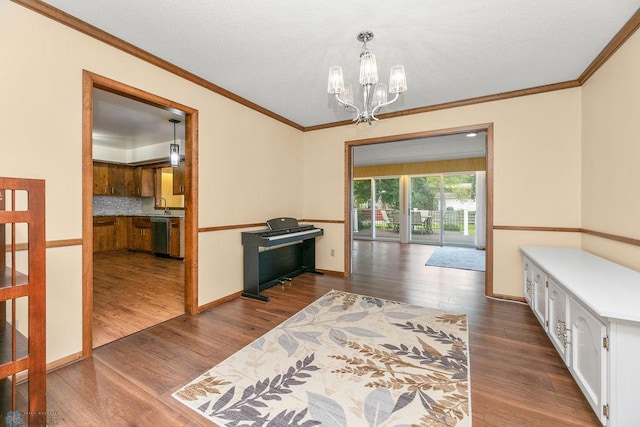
[93,196,184,217]
[93,196,147,216]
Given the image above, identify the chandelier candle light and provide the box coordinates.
[327,31,407,125]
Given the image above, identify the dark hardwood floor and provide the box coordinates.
[93,251,185,348]
[45,241,600,426]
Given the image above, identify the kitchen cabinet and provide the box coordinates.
[93,162,110,195]
[109,164,133,196]
[520,246,640,426]
[133,167,155,197]
[170,217,185,259]
[93,216,128,253]
[172,159,185,195]
[0,177,47,421]
[93,216,116,252]
[93,162,136,196]
[129,216,152,253]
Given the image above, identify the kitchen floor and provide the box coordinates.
[92,250,185,348]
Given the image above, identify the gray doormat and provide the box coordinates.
[425,246,485,271]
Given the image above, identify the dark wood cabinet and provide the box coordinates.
[94,162,151,197]
[133,167,155,197]
[172,160,185,195]
[108,164,133,196]
[115,217,129,249]
[93,162,110,195]
[129,216,152,253]
[93,216,116,252]
[170,218,184,259]
[0,177,46,422]
[93,216,129,252]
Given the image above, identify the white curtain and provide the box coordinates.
[475,171,486,249]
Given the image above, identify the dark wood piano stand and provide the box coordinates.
[242,228,323,302]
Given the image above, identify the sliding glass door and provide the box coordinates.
[409,176,440,244]
[410,173,477,246]
[352,179,372,238]
[352,177,399,241]
[442,174,476,245]
[354,173,480,246]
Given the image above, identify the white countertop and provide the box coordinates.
[520,246,640,323]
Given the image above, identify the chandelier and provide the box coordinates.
[327,31,407,125]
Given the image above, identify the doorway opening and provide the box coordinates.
[345,124,495,295]
[82,71,199,356]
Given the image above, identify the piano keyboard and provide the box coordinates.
[266,228,321,241]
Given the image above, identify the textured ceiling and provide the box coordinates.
[40,0,640,130]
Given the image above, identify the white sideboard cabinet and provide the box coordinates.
[520,246,640,426]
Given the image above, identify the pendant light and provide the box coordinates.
[169,118,180,168]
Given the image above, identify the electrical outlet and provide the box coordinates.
[331,249,335,257]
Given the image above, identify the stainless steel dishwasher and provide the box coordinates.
[150,216,170,257]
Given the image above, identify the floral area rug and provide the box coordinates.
[172,290,471,426]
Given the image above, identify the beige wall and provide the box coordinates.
[304,89,583,296]
[1,2,304,363]
[581,28,640,269]
[4,1,640,365]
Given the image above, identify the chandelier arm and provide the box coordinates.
[334,93,361,117]
[362,84,372,117]
[370,92,400,120]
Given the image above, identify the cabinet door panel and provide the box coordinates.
[140,168,155,197]
[141,227,152,252]
[570,300,607,424]
[170,220,180,258]
[533,266,547,326]
[523,256,534,306]
[129,217,152,252]
[173,160,185,195]
[115,217,129,250]
[547,278,570,364]
[108,164,133,196]
[93,217,116,253]
[93,163,109,195]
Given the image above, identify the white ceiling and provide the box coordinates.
[93,86,485,165]
[41,0,640,131]
[37,0,638,164]
[93,89,185,149]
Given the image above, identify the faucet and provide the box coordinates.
[158,197,170,215]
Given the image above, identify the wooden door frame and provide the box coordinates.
[343,123,495,296]
[81,70,199,357]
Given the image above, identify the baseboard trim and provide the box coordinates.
[489,293,526,303]
[198,291,242,312]
[318,269,346,277]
